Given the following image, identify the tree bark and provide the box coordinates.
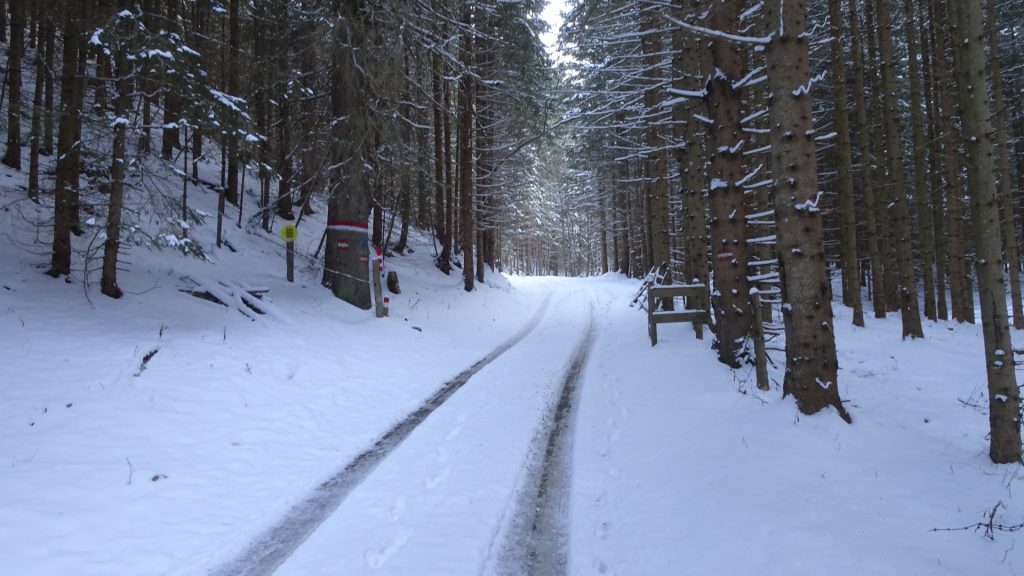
[922,0,949,321]
[641,2,670,306]
[432,50,450,272]
[934,0,971,323]
[225,0,240,205]
[830,0,864,327]
[48,0,83,277]
[949,0,1021,464]
[876,0,924,338]
[160,0,180,161]
[766,0,849,421]
[985,0,1023,329]
[323,0,372,309]
[615,177,629,275]
[27,6,44,200]
[673,4,708,312]
[904,0,937,322]
[275,0,294,221]
[102,2,132,299]
[706,0,750,367]
[2,0,24,169]
[458,1,475,292]
[41,13,54,156]
[444,72,455,269]
[848,0,885,319]
[866,0,899,314]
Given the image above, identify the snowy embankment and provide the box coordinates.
[571,279,1024,575]
[2,161,1023,574]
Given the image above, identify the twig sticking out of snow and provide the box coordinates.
[930,501,1024,541]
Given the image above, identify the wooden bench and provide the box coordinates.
[647,284,708,345]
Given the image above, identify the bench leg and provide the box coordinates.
[694,321,703,340]
[649,320,658,346]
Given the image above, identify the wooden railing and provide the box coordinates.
[647,284,709,345]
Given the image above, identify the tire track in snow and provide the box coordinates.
[493,300,596,576]
[210,294,552,576]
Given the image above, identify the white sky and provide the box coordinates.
[540,0,569,61]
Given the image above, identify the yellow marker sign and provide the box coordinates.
[280,224,298,243]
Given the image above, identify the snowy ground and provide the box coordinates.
[3,155,1024,575]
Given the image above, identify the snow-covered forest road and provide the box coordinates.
[263,286,595,576]
[4,224,1023,575]
[211,289,579,575]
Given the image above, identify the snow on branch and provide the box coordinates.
[664,12,772,45]
[736,163,764,187]
[732,66,766,90]
[793,191,824,213]
[666,86,708,99]
[739,2,765,22]
[741,108,768,124]
[792,70,828,97]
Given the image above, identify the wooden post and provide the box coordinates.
[280,224,297,282]
[372,253,386,318]
[648,288,657,346]
[286,242,294,282]
[751,290,770,391]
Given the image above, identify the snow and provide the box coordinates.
[145,48,175,60]
[2,139,1024,576]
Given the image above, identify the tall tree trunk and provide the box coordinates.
[922,0,949,320]
[432,50,451,272]
[48,0,83,277]
[641,1,670,304]
[904,0,937,322]
[866,0,899,314]
[225,0,240,205]
[275,1,294,221]
[599,182,609,274]
[986,0,1023,329]
[161,0,179,161]
[140,0,154,154]
[276,104,294,221]
[848,0,885,319]
[830,0,864,327]
[443,74,455,269]
[876,0,924,338]
[615,179,629,275]
[296,0,317,217]
[69,30,87,233]
[706,0,750,367]
[458,1,474,292]
[102,3,132,299]
[27,8,43,200]
[2,0,24,169]
[323,0,372,309]
[41,13,54,155]
[949,0,1020,464]
[766,0,849,421]
[934,0,971,323]
[415,51,431,230]
[673,4,708,311]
